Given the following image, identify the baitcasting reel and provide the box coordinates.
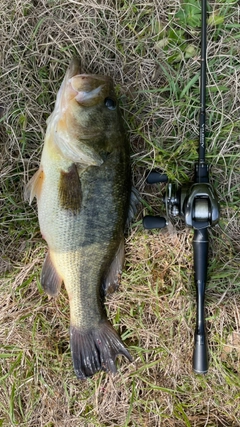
[144,165,219,231]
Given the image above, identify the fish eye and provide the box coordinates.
[104,97,116,110]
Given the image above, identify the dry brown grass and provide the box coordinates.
[1,0,240,426]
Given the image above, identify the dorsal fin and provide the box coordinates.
[126,186,140,228]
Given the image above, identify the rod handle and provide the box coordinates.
[192,228,209,373]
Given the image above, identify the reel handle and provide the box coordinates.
[143,170,168,230]
[192,227,209,374]
[143,215,166,230]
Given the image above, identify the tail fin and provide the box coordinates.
[70,320,132,379]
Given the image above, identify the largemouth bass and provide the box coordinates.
[26,58,132,379]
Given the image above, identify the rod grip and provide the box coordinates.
[192,228,209,374]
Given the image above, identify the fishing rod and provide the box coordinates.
[143,0,220,374]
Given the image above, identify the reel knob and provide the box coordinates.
[146,171,168,184]
[143,215,167,230]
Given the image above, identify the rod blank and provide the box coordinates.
[199,0,207,164]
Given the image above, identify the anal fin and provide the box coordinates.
[41,251,62,297]
[102,237,125,296]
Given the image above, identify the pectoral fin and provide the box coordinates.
[24,168,44,204]
[41,251,62,297]
[59,163,82,213]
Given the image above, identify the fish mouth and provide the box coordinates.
[69,74,114,107]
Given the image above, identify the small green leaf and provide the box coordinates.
[155,37,169,51]
[208,13,224,26]
[175,0,201,29]
[185,44,197,58]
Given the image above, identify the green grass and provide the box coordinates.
[1,0,240,426]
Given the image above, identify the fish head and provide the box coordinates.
[49,58,125,164]
[69,73,120,133]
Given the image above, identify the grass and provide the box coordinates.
[0,0,240,426]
